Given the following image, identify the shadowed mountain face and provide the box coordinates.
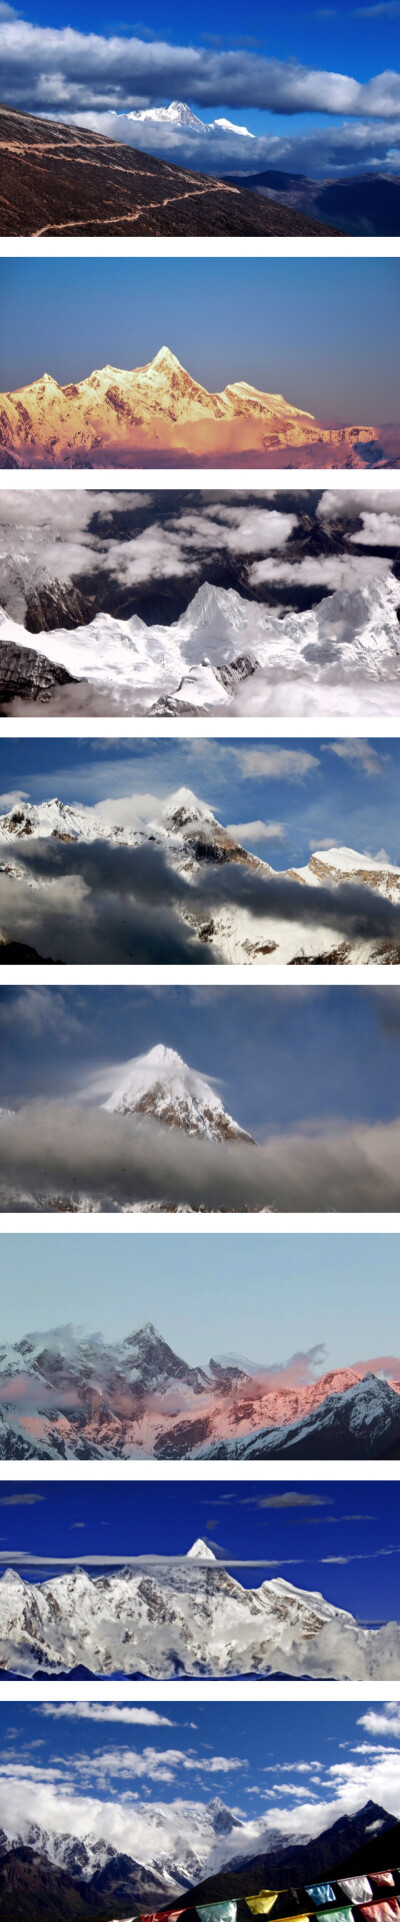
[223,168,400,238]
[0,1802,396,1922]
[0,105,341,238]
[180,1805,398,1904]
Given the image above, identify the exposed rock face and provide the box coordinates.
[0,640,75,705]
[0,784,399,967]
[102,1042,255,1143]
[1,571,400,718]
[0,1319,399,1460]
[0,1541,399,1679]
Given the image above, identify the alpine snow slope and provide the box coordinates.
[1,572,400,718]
[0,1319,399,1461]
[0,1540,399,1679]
[0,345,392,469]
[1,788,400,965]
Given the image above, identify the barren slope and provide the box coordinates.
[0,104,341,238]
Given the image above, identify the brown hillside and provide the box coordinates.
[0,103,342,236]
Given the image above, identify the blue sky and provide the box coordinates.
[2,0,400,177]
[1,986,399,1138]
[1,261,399,420]
[13,0,398,81]
[2,736,400,871]
[0,1478,399,1626]
[1,1232,400,1368]
[1,1697,400,1839]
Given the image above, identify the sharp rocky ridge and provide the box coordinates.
[0,1316,399,1460]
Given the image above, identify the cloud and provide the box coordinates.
[1,18,400,123]
[0,843,218,965]
[0,987,83,1040]
[3,1735,400,1878]
[328,740,386,775]
[0,790,29,809]
[41,1705,174,1726]
[231,748,319,779]
[4,836,400,964]
[0,1492,43,1506]
[257,1493,329,1508]
[358,1706,400,1735]
[350,512,400,546]
[225,819,286,843]
[61,108,400,181]
[2,1098,400,1211]
[248,554,391,592]
[0,496,297,625]
[319,488,400,518]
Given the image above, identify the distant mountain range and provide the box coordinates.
[2,570,400,717]
[0,343,392,470]
[224,167,400,237]
[1,1539,400,1679]
[0,1315,399,1460]
[0,1801,396,1922]
[0,103,341,239]
[1,785,400,964]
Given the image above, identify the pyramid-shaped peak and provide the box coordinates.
[150,345,183,370]
[162,786,217,826]
[187,1538,217,1559]
[101,1042,254,1144]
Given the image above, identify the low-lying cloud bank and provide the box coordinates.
[72,110,400,179]
[1,1101,400,1210]
[2,839,400,963]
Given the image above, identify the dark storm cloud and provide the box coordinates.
[5,837,400,962]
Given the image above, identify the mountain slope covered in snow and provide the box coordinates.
[1,571,400,717]
[0,345,388,469]
[1,784,400,964]
[0,1540,399,1678]
[1,1317,399,1460]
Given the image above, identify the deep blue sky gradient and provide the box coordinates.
[0,1696,395,1811]
[1,261,399,421]
[20,0,399,80]
[0,1478,397,1623]
[2,736,400,870]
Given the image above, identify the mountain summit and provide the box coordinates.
[102,1043,255,1143]
[0,343,384,468]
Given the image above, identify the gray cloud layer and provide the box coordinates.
[1,1100,400,1212]
[3,839,400,963]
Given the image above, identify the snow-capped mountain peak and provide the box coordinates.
[150,344,185,370]
[160,786,219,833]
[127,100,206,131]
[101,1043,255,1143]
[187,1538,217,1559]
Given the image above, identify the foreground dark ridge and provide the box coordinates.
[0,104,342,237]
